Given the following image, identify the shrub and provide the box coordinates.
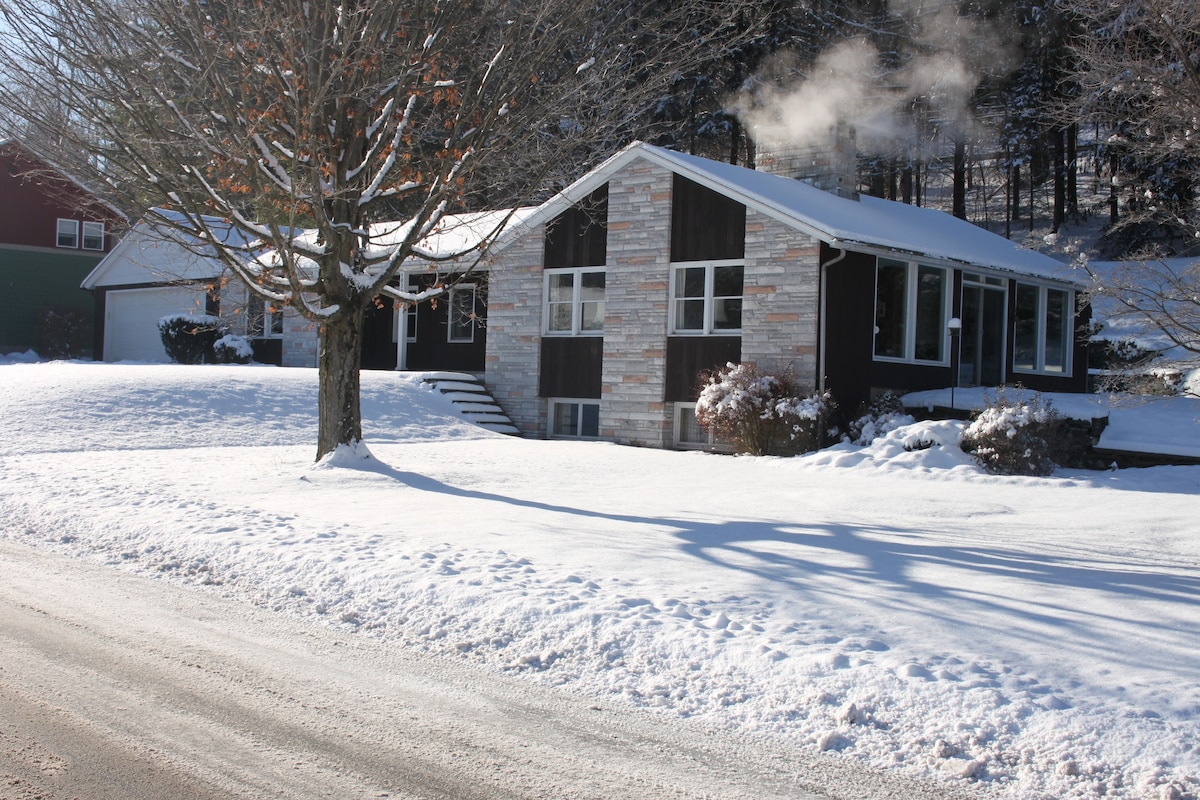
[959,390,1063,476]
[36,306,90,359]
[695,362,835,456]
[158,313,221,364]
[847,391,914,446]
[213,334,253,364]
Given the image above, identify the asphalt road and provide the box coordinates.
[0,539,982,800]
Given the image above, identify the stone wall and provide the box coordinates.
[740,209,821,391]
[600,160,674,448]
[482,230,546,435]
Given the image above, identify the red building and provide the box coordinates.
[0,139,125,356]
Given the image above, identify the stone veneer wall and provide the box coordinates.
[740,208,821,391]
[280,307,317,368]
[481,232,546,435]
[600,160,674,448]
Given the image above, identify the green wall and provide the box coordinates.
[0,248,101,356]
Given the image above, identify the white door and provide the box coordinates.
[104,286,207,362]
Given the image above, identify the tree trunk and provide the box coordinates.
[316,308,366,461]
[1053,127,1066,233]
[952,136,967,220]
[1067,122,1078,218]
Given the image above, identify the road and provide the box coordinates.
[0,539,981,800]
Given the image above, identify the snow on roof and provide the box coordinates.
[367,208,540,264]
[81,209,257,289]
[637,144,1075,282]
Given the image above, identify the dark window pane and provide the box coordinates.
[1014,283,1039,370]
[914,265,945,361]
[713,265,744,297]
[679,267,706,298]
[677,298,704,330]
[874,260,908,358]
[580,403,600,437]
[713,298,742,330]
[1044,289,1069,372]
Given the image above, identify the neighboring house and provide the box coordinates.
[478,139,1088,448]
[86,138,1088,450]
[0,139,125,355]
[83,209,536,367]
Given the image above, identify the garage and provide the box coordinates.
[102,285,209,362]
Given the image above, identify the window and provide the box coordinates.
[404,303,418,342]
[1014,283,1072,374]
[671,261,743,334]
[544,268,605,335]
[248,300,284,338]
[873,258,948,363]
[56,219,79,248]
[673,403,732,451]
[448,284,477,343]
[550,399,600,438]
[82,221,105,251]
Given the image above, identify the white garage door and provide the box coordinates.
[104,285,208,362]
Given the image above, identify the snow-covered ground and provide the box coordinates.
[1,359,1197,800]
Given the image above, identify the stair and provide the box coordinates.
[419,372,521,436]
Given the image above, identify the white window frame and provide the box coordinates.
[872,258,951,365]
[543,267,605,336]
[672,402,733,451]
[81,221,105,251]
[447,284,477,343]
[56,218,79,248]
[247,299,284,338]
[669,259,745,335]
[1012,282,1073,375]
[548,398,601,439]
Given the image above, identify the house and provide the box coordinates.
[82,209,536,367]
[477,138,1088,448]
[0,139,125,355]
[85,137,1087,450]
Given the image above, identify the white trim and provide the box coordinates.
[672,402,732,451]
[56,218,79,248]
[447,283,477,343]
[548,398,601,439]
[543,267,606,336]
[81,221,105,251]
[872,258,951,366]
[668,259,745,336]
[1012,281,1073,376]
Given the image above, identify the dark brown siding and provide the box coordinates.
[404,275,487,372]
[544,185,608,268]
[539,337,603,398]
[670,176,745,262]
[665,336,741,402]
[822,246,954,415]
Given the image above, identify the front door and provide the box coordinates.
[959,277,1006,387]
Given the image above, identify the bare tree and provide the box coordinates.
[0,0,743,461]
[1064,0,1200,253]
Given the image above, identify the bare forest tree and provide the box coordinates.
[0,0,745,461]
[1058,0,1200,377]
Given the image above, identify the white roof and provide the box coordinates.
[81,211,247,289]
[533,142,1078,285]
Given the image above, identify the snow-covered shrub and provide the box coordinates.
[213,334,253,364]
[847,391,914,446]
[35,306,90,359]
[695,362,835,456]
[158,313,221,364]
[959,391,1063,476]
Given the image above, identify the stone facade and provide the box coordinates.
[599,161,675,448]
[740,209,821,390]
[482,232,546,435]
